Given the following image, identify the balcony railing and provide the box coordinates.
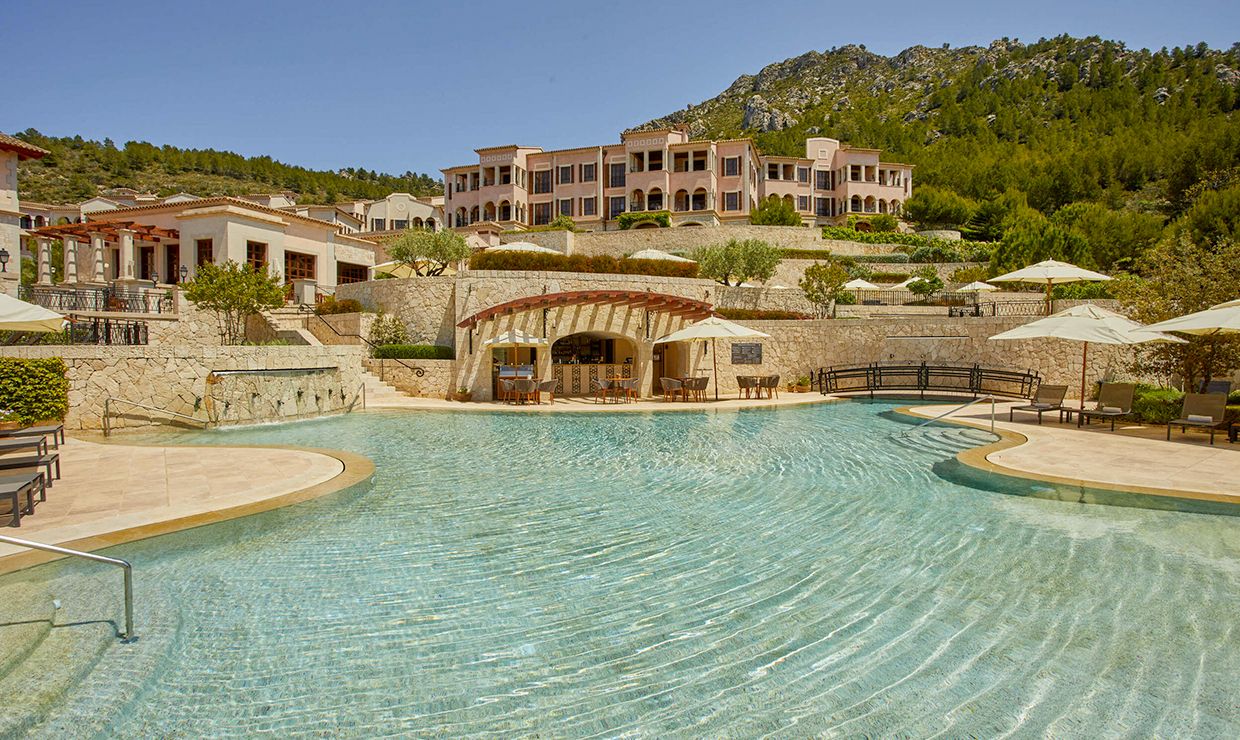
[68,318,150,345]
[19,285,172,314]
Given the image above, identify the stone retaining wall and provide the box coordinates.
[502,225,904,258]
[0,345,366,431]
[335,276,456,347]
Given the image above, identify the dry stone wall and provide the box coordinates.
[0,345,366,431]
[335,277,456,347]
[364,359,454,398]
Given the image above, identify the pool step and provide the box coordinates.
[892,426,1000,456]
[0,578,56,678]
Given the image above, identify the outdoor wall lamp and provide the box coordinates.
[151,270,159,286]
[0,248,8,271]
[179,264,188,282]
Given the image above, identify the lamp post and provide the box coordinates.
[179,264,188,283]
[151,270,159,287]
[0,248,9,272]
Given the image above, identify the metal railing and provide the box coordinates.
[68,318,149,345]
[818,362,1040,401]
[19,284,172,314]
[899,394,998,436]
[103,398,209,437]
[0,535,134,641]
[852,290,975,307]
[304,313,426,381]
[949,300,1047,318]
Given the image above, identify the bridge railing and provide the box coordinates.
[815,361,1040,400]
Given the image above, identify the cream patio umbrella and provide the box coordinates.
[958,281,999,293]
[483,329,549,349]
[843,278,881,291]
[654,316,771,401]
[989,259,1112,315]
[989,304,1184,412]
[1143,297,1240,336]
[371,260,417,279]
[0,293,68,333]
[628,249,696,263]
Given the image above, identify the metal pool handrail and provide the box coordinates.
[0,534,135,641]
[103,398,209,437]
[900,395,998,436]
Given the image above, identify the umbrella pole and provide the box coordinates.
[1045,279,1053,316]
[712,338,719,401]
[1079,341,1089,412]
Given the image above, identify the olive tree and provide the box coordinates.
[907,265,945,300]
[690,239,782,286]
[183,260,285,345]
[387,228,471,276]
[799,261,850,318]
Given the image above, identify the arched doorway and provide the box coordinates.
[551,332,638,396]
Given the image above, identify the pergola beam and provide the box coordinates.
[458,289,713,328]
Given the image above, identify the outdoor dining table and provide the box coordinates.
[0,436,49,457]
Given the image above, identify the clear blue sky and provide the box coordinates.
[4,0,1236,178]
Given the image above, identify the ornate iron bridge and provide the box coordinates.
[816,362,1040,400]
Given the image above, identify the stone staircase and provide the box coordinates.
[359,369,417,407]
[250,307,321,345]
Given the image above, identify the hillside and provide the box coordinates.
[637,35,1240,217]
[11,129,442,205]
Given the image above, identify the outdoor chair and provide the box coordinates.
[1075,382,1136,431]
[1204,380,1232,396]
[0,424,65,448]
[685,377,709,402]
[0,453,59,488]
[591,378,614,404]
[497,379,515,404]
[660,377,684,402]
[758,375,781,399]
[1166,392,1229,445]
[1009,384,1068,425]
[615,377,639,403]
[737,376,758,399]
[1,473,45,527]
[511,378,538,405]
[537,378,559,405]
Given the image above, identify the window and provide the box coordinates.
[815,170,830,190]
[647,151,664,171]
[609,196,626,219]
[673,152,689,172]
[558,198,573,217]
[500,166,512,185]
[797,195,809,212]
[532,202,553,225]
[723,157,739,177]
[816,197,830,217]
[284,251,316,282]
[691,151,707,171]
[767,163,780,180]
[532,170,553,194]
[337,263,368,284]
[581,162,596,182]
[608,163,626,188]
[246,241,267,270]
[798,167,810,184]
[195,238,213,266]
[558,165,573,185]
[724,192,740,211]
[392,219,408,230]
[370,218,386,231]
[581,197,596,217]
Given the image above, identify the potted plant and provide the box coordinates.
[788,376,812,393]
[453,387,472,402]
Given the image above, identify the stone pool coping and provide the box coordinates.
[0,443,374,576]
[898,402,1240,509]
[364,392,837,413]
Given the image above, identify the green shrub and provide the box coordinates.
[823,227,924,245]
[779,249,911,263]
[0,357,69,425]
[315,297,363,315]
[870,271,911,283]
[1052,282,1114,299]
[368,313,409,346]
[868,213,899,232]
[714,308,811,320]
[373,344,454,360]
[468,250,697,278]
[616,210,671,229]
[1130,386,1185,424]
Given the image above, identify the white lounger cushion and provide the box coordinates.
[1186,414,1215,423]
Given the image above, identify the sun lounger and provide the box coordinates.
[1,473,46,527]
[1009,384,1068,424]
[0,423,64,447]
[1075,382,1136,431]
[0,453,60,487]
[1166,393,1229,445]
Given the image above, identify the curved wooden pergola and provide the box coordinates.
[457,289,714,329]
[28,220,180,242]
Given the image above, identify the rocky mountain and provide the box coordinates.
[635,36,1240,214]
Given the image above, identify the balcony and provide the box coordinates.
[19,284,173,315]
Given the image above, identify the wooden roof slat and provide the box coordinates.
[458,289,713,328]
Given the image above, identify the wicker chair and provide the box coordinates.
[497,378,515,404]
[512,378,538,405]
[615,377,639,403]
[537,378,559,404]
[737,376,758,399]
[758,375,781,399]
[591,378,613,404]
[686,376,709,401]
[659,377,684,402]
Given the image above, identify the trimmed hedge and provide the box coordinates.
[822,226,925,245]
[869,272,912,283]
[469,250,698,278]
[715,308,811,321]
[1129,385,1240,424]
[0,357,69,426]
[315,297,363,315]
[821,227,994,261]
[780,249,913,263]
[373,344,454,360]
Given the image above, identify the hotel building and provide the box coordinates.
[442,129,913,231]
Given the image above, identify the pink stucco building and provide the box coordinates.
[442,128,912,231]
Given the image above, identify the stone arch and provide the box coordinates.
[691,188,707,211]
[849,195,862,212]
[630,189,645,212]
[483,201,496,221]
[674,189,689,212]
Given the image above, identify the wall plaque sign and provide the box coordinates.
[731,343,762,365]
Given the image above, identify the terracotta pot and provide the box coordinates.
[453,392,472,402]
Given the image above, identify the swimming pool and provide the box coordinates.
[5,401,1240,736]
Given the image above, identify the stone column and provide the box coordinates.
[63,237,79,283]
[36,237,52,285]
[90,233,106,282]
[117,228,136,280]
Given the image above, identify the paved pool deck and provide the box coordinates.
[0,439,372,572]
[906,400,1240,505]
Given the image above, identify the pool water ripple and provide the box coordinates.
[6,401,1240,737]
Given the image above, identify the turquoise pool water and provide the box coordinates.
[7,401,1240,736]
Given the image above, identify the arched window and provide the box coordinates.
[498,200,512,221]
[630,189,645,211]
[674,190,689,212]
[849,195,862,212]
[483,202,496,221]
[647,188,663,211]
[691,188,707,211]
